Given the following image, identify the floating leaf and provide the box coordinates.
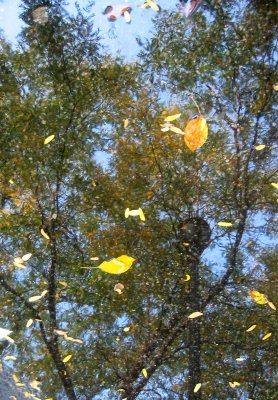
[22,253,32,261]
[170,126,184,134]
[184,116,208,152]
[6,336,15,344]
[246,324,257,332]
[90,257,99,261]
[97,255,135,274]
[188,311,203,319]
[229,382,240,388]
[268,301,276,311]
[262,332,272,341]
[194,383,202,393]
[40,228,50,240]
[248,290,268,305]
[13,260,26,269]
[142,368,148,378]
[124,10,131,23]
[44,135,55,145]
[54,329,68,337]
[123,326,131,332]
[28,290,48,303]
[3,355,16,361]
[164,113,181,122]
[0,328,13,340]
[125,208,145,221]
[58,281,68,287]
[26,319,34,328]
[13,374,19,383]
[271,182,278,189]
[273,84,278,91]
[30,380,41,390]
[255,144,265,151]
[62,354,72,363]
[218,221,233,227]
[124,119,129,127]
[185,274,191,282]
[145,0,160,11]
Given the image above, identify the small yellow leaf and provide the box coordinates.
[28,295,42,303]
[44,134,55,145]
[170,126,184,134]
[236,357,244,362]
[124,11,131,23]
[13,261,26,269]
[248,290,268,305]
[26,319,34,328]
[246,324,257,332]
[22,253,32,261]
[146,0,160,11]
[194,383,202,393]
[268,301,276,311]
[255,144,265,151]
[3,355,16,361]
[92,180,98,187]
[262,332,272,341]
[188,311,203,319]
[124,119,129,127]
[54,329,68,337]
[13,374,19,383]
[184,116,208,152]
[114,283,124,294]
[184,274,191,282]
[9,179,15,184]
[139,208,146,221]
[30,380,41,390]
[97,255,135,274]
[229,381,240,388]
[123,326,131,332]
[6,336,15,344]
[62,354,72,363]
[165,113,181,122]
[218,221,233,227]
[58,281,68,287]
[142,368,148,378]
[40,228,50,240]
[271,182,278,189]
[273,84,278,91]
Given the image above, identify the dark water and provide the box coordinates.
[0,1,277,399]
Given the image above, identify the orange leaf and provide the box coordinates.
[184,116,208,152]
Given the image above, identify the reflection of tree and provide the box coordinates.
[0,1,277,399]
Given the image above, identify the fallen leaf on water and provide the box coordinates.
[13,374,19,383]
[28,290,48,303]
[262,332,272,341]
[188,311,203,319]
[26,319,34,328]
[0,328,13,340]
[271,182,278,189]
[6,336,15,344]
[246,324,257,332]
[142,368,148,378]
[248,290,268,305]
[3,355,16,361]
[164,113,181,122]
[184,116,208,152]
[62,354,72,363]
[194,383,202,393]
[255,144,265,151]
[229,382,240,388]
[30,380,41,390]
[97,255,135,274]
[44,135,55,145]
[90,257,99,261]
[54,329,68,337]
[124,10,131,23]
[218,221,233,227]
[170,126,184,134]
[22,253,32,261]
[124,119,129,127]
[268,301,276,311]
[125,208,146,221]
[40,229,50,240]
[145,0,160,11]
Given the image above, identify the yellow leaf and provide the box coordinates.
[146,0,160,11]
[255,144,265,151]
[6,336,15,344]
[271,182,278,189]
[123,326,131,332]
[125,208,130,218]
[273,83,278,91]
[185,274,191,281]
[184,116,208,152]
[9,179,15,184]
[40,228,50,240]
[90,257,99,261]
[3,355,16,361]
[30,380,41,390]
[268,301,276,311]
[170,126,184,134]
[188,311,203,319]
[44,135,55,145]
[124,10,131,23]
[142,368,148,378]
[236,357,244,362]
[26,319,34,328]
[124,119,129,128]
[54,329,68,337]
[218,221,233,227]
[62,354,72,363]
[246,324,257,332]
[248,290,268,305]
[262,332,272,341]
[139,208,146,221]
[194,383,202,393]
[92,180,98,187]
[28,295,42,303]
[13,261,26,269]
[22,253,32,261]
[97,255,135,274]
[13,374,19,383]
[229,382,240,388]
[58,281,68,287]
[164,113,181,122]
